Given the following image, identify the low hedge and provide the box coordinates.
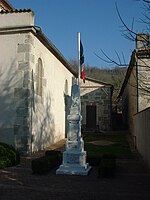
[0,143,20,169]
[45,150,62,165]
[87,154,101,166]
[98,154,116,178]
[32,150,62,175]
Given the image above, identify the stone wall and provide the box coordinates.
[80,79,112,131]
[13,33,35,155]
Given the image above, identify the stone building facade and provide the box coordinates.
[80,77,113,131]
[118,34,150,132]
[0,8,76,155]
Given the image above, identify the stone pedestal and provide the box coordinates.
[56,129,91,175]
[56,84,91,175]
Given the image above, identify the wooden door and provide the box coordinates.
[86,105,96,129]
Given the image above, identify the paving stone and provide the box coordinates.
[0,138,150,200]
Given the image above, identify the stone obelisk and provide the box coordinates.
[56,84,91,175]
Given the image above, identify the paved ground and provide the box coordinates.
[0,139,150,200]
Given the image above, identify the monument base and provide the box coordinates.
[56,150,91,176]
[56,164,91,176]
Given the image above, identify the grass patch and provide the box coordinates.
[84,133,133,159]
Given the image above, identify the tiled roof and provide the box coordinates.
[0,0,14,11]
[84,76,113,87]
[137,48,150,53]
[0,9,32,14]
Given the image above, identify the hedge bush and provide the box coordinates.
[0,143,20,169]
[98,154,116,178]
[45,150,62,164]
[87,154,101,166]
[32,150,62,174]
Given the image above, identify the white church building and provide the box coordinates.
[0,0,76,155]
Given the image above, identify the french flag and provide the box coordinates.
[80,41,85,83]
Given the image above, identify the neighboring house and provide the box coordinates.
[80,77,113,131]
[118,33,150,168]
[118,33,150,132]
[0,0,13,11]
[0,7,76,155]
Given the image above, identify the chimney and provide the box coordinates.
[136,33,149,49]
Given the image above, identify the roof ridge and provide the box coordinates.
[0,9,32,14]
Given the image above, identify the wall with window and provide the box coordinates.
[30,35,74,152]
[0,11,74,154]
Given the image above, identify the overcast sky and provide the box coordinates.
[9,0,146,68]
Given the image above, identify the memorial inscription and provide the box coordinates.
[66,153,79,164]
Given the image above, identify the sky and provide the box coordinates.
[9,0,146,68]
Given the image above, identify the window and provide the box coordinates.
[36,58,43,97]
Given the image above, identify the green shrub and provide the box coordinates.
[0,143,20,169]
[0,157,11,169]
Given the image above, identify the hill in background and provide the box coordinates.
[70,60,127,108]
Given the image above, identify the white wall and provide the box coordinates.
[0,33,24,145]
[31,35,73,152]
[0,11,74,153]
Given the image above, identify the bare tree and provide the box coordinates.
[94,0,150,114]
[95,0,150,67]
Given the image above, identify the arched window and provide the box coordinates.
[36,58,43,97]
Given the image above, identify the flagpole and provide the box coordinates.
[77,32,81,137]
[78,32,80,87]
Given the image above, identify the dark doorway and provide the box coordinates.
[86,105,96,129]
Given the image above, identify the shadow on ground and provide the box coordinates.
[0,133,150,200]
